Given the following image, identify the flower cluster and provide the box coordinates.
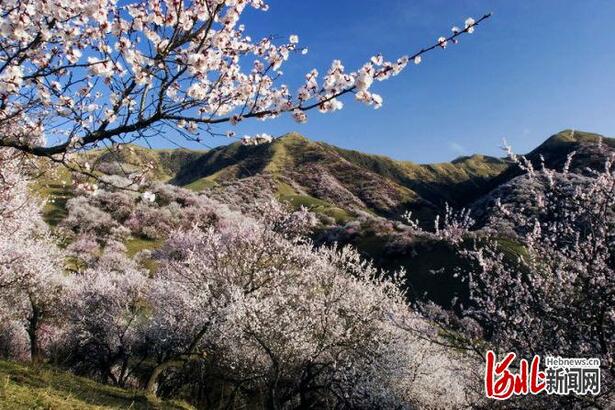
[0,1,488,156]
[0,155,479,407]
[412,143,615,408]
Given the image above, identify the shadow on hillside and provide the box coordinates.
[0,360,188,409]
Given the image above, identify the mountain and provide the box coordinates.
[83,145,206,181]
[137,129,610,223]
[34,129,614,306]
[163,129,611,305]
[478,129,615,196]
[167,132,510,222]
[47,129,611,231]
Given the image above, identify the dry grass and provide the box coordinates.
[0,360,193,410]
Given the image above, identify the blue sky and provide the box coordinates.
[158,1,615,163]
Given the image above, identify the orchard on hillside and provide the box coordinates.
[410,145,615,408]
[0,157,481,408]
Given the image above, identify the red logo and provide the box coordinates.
[485,351,546,400]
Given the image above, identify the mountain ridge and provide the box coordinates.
[75,129,613,223]
[168,132,510,220]
[34,129,614,306]
[168,129,612,220]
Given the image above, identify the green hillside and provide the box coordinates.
[479,129,615,194]
[49,130,612,224]
[83,145,206,182]
[170,132,510,220]
[30,129,614,301]
[0,360,192,410]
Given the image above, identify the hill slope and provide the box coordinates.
[0,360,192,409]
[60,129,613,225]
[84,146,205,182]
[33,129,613,308]
[169,132,510,221]
[478,129,615,195]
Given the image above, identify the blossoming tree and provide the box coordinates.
[415,146,615,408]
[0,150,68,362]
[142,201,476,408]
[0,0,490,160]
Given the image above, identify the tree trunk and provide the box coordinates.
[27,303,42,363]
[266,386,279,410]
[265,370,281,410]
[145,358,186,395]
[297,367,315,410]
[147,326,209,396]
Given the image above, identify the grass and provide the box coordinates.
[0,360,193,410]
[496,237,528,259]
[40,183,73,227]
[263,136,292,174]
[125,237,164,257]
[276,182,353,224]
[125,237,165,272]
[30,166,74,227]
[183,177,217,192]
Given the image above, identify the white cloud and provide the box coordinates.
[448,141,467,156]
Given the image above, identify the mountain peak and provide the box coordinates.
[277,132,311,142]
[529,129,614,161]
[538,129,609,149]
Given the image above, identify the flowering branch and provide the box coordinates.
[0,1,492,157]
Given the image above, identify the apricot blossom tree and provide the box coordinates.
[414,146,615,408]
[0,0,490,160]
[0,149,68,362]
